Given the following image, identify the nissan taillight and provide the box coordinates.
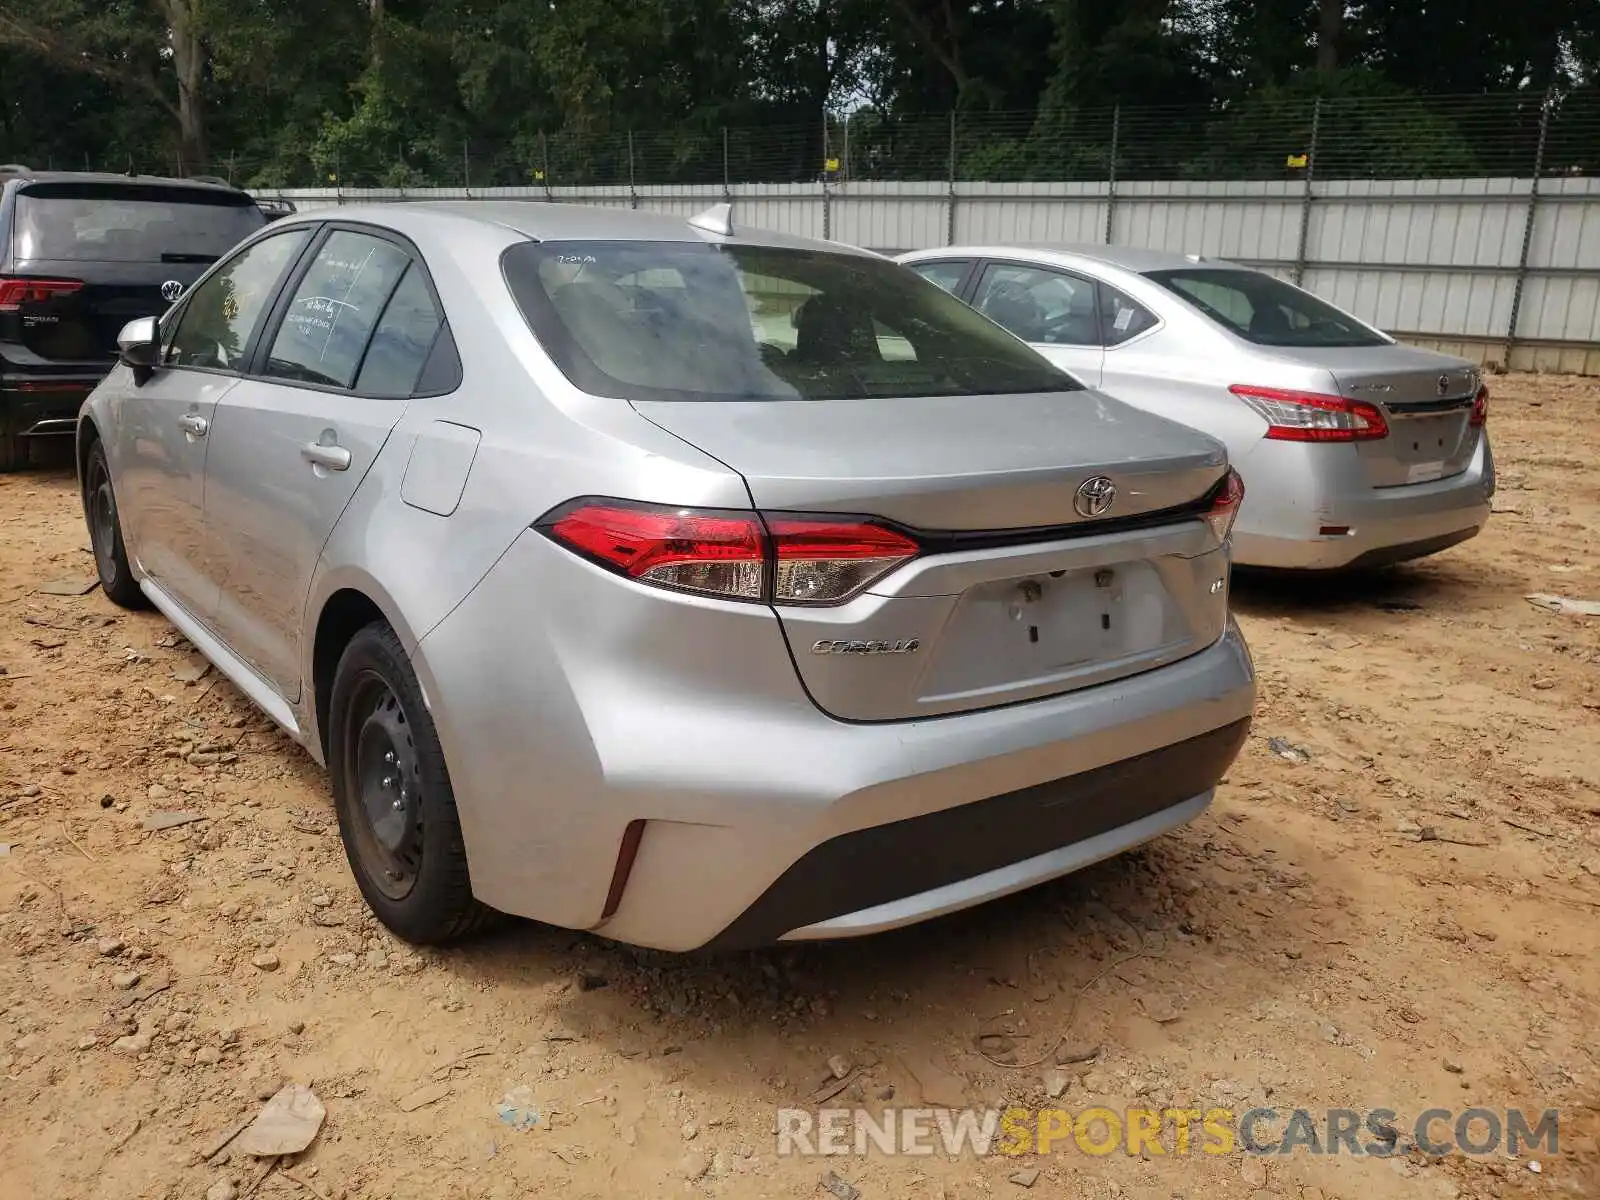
[536,499,921,606]
[0,276,83,312]
[1469,384,1489,428]
[1229,384,1389,442]
[1205,469,1246,542]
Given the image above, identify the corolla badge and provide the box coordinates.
[161,280,185,302]
[1074,475,1117,519]
[812,639,920,656]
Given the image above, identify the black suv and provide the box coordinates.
[0,166,267,470]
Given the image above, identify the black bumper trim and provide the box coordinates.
[700,717,1250,952]
[1340,528,1481,571]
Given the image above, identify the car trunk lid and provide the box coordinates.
[634,391,1237,721]
[0,261,210,363]
[1270,345,1482,488]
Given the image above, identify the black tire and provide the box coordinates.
[328,621,494,944]
[0,429,25,473]
[82,439,151,609]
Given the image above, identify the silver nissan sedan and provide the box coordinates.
[76,203,1255,952]
[897,245,1495,571]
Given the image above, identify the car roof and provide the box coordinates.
[0,168,250,195]
[274,200,880,257]
[903,242,1247,275]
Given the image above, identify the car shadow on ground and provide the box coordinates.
[438,809,1342,1106]
[1230,554,1522,620]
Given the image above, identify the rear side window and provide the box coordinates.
[503,240,1077,403]
[264,231,410,389]
[354,264,444,396]
[972,263,1099,346]
[12,182,265,264]
[1146,267,1386,348]
[1100,285,1158,346]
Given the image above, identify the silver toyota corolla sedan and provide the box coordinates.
[896,245,1495,571]
[76,203,1255,952]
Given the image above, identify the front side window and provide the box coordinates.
[973,263,1100,346]
[1146,267,1387,348]
[909,260,971,295]
[502,240,1077,403]
[163,229,309,371]
[264,231,411,389]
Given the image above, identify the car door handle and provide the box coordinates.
[177,413,208,437]
[300,441,352,471]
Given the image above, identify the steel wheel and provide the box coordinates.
[87,453,118,581]
[80,439,148,610]
[344,672,426,900]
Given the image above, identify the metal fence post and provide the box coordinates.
[1104,105,1120,244]
[821,117,832,240]
[722,127,731,202]
[1505,92,1552,370]
[627,130,638,207]
[541,132,552,201]
[946,110,958,245]
[1292,97,1322,286]
[462,139,470,196]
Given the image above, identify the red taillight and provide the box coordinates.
[542,502,767,600]
[1205,469,1246,542]
[1469,384,1488,428]
[766,516,921,604]
[538,499,921,605]
[0,277,83,312]
[1229,384,1389,442]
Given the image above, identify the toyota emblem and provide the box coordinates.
[161,279,185,302]
[1074,475,1117,519]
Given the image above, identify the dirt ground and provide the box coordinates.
[2,374,1598,1200]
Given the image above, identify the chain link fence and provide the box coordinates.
[27,91,1594,191]
[86,90,1588,192]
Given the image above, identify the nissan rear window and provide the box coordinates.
[502,240,1079,402]
[12,183,266,264]
[1144,267,1387,348]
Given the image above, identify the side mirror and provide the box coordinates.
[118,316,159,384]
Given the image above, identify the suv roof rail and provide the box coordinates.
[0,163,32,176]
[186,174,232,187]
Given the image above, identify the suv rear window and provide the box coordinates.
[12,182,266,264]
[1144,267,1387,348]
[502,240,1078,402]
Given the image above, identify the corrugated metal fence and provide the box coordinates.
[262,175,1600,374]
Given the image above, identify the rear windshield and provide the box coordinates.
[502,240,1078,402]
[13,183,266,264]
[1144,267,1388,348]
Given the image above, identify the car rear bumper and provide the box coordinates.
[1232,431,1493,570]
[414,531,1256,951]
[0,370,104,436]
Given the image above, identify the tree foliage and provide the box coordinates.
[2,0,1596,184]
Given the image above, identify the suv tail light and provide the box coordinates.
[0,277,84,312]
[1205,469,1246,542]
[537,499,921,606]
[1469,383,1488,428]
[1229,384,1389,442]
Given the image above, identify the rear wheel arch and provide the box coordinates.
[311,588,390,761]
